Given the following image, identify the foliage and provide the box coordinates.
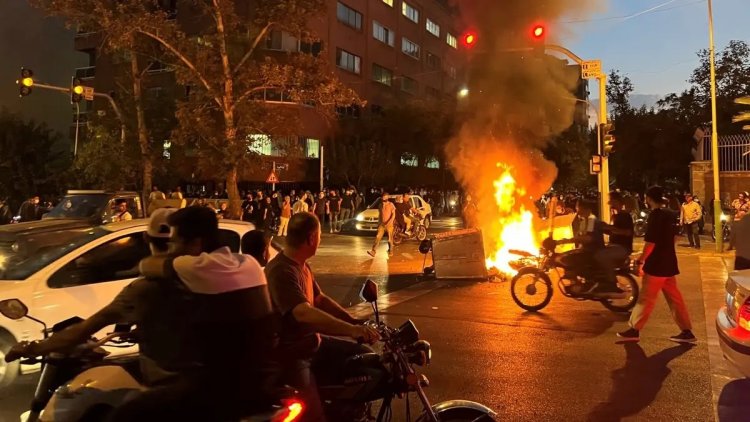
[544,125,594,190]
[0,109,71,201]
[71,125,139,190]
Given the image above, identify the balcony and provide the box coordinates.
[74,30,102,52]
[75,66,96,81]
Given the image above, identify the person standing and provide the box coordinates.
[339,188,355,232]
[293,193,309,214]
[149,186,166,202]
[278,196,292,237]
[680,193,702,249]
[241,193,255,222]
[462,194,479,229]
[18,196,40,222]
[734,213,750,270]
[328,189,342,233]
[618,186,696,343]
[367,192,396,258]
[312,191,328,230]
[170,186,184,200]
[0,198,13,225]
[729,191,749,251]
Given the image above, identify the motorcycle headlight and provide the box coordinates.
[640,211,646,217]
[720,214,728,222]
[406,340,432,366]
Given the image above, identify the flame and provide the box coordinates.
[484,164,540,274]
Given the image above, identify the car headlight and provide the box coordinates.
[720,214,728,222]
[355,213,365,222]
[10,242,19,253]
[449,200,456,206]
[640,211,646,217]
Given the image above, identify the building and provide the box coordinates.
[72,0,467,191]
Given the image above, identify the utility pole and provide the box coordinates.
[707,0,723,252]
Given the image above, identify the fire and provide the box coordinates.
[484,164,540,274]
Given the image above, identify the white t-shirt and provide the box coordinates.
[173,247,267,294]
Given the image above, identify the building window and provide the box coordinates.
[401,76,418,94]
[336,105,361,118]
[382,0,393,6]
[300,40,323,56]
[337,2,362,30]
[305,138,320,158]
[445,63,457,79]
[265,30,298,52]
[401,152,418,167]
[426,19,440,37]
[372,64,393,86]
[401,38,420,60]
[373,21,395,46]
[402,2,419,23]
[426,51,441,69]
[425,156,440,168]
[446,33,457,48]
[336,48,361,74]
[247,134,272,156]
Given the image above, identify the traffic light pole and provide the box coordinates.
[31,82,126,146]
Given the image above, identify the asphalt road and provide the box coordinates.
[2,218,749,421]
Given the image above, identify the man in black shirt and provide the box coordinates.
[596,192,633,293]
[266,213,379,421]
[618,186,695,343]
[339,188,356,230]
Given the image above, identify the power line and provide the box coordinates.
[563,0,706,24]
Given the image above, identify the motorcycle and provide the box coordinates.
[508,238,640,313]
[711,212,732,243]
[315,280,497,422]
[0,299,303,422]
[633,209,648,237]
[392,212,428,245]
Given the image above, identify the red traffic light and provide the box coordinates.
[531,25,545,40]
[462,31,477,48]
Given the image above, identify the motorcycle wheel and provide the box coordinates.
[417,408,496,422]
[601,273,640,313]
[510,268,553,312]
[634,222,646,238]
[0,330,19,389]
[416,225,427,241]
[723,224,731,242]
[392,229,404,246]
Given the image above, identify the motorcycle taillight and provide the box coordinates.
[272,400,304,422]
[738,299,750,332]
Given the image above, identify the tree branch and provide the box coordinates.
[136,28,221,107]
[232,86,276,111]
[232,22,274,76]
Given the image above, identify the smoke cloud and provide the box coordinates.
[446,0,607,253]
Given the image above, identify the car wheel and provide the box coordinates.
[424,215,431,229]
[0,330,20,389]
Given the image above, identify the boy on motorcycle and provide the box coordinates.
[551,199,610,294]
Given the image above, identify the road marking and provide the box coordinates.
[348,279,442,317]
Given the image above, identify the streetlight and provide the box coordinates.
[707,0,722,252]
[458,87,469,98]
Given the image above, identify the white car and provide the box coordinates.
[716,269,750,378]
[348,195,433,232]
[0,218,255,387]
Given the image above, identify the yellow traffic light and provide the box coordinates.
[21,77,34,87]
[73,85,84,95]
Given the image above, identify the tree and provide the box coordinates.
[544,125,594,189]
[606,70,635,118]
[0,109,71,203]
[72,125,139,190]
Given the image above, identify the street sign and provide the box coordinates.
[82,86,95,101]
[581,60,602,79]
[590,155,602,174]
[265,171,279,184]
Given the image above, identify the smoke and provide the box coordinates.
[446,0,607,252]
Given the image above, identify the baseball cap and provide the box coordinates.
[148,208,176,239]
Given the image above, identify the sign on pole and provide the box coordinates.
[82,86,95,101]
[581,60,602,79]
[265,171,279,184]
[590,155,602,174]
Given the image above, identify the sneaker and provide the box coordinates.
[367,250,376,258]
[669,330,697,344]
[617,328,640,342]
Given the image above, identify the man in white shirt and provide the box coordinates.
[113,200,133,222]
[680,193,702,249]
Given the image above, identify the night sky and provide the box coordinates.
[0,1,87,135]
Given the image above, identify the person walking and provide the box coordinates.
[680,193,702,249]
[340,188,356,232]
[367,192,396,258]
[312,191,328,230]
[618,186,696,344]
[278,195,292,237]
[328,189,342,233]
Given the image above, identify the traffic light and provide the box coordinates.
[531,24,546,40]
[462,31,477,48]
[734,96,750,131]
[600,122,615,155]
[71,77,84,103]
[16,68,34,97]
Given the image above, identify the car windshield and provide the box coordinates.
[0,227,109,280]
[45,194,110,219]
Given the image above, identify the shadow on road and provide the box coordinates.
[586,343,695,422]
[718,379,750,422]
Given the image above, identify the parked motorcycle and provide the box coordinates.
[633,209,649,237]
[392,212,428,245]
[316,280,497,422]
[508,238,640,313]
[0,299,303,422]
[711,212,732,242]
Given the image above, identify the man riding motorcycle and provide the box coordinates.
[597,192,633,294]
[395,193,416,236]
[551,199,613,294]
[266,212,379,421]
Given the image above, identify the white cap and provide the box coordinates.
[147,208,176,238]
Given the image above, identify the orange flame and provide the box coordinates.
[484,164,539,274]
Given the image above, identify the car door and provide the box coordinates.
[31,227,149,335]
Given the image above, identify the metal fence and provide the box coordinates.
[700,132,750,172]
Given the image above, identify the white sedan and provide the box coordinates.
[716,269,750,378]
[348,195,433,232]
[0,218,255,388]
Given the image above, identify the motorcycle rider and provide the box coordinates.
[553,199,608,293]
[394,194,413,236]
[597,192,633,293]
[266,212,380,421]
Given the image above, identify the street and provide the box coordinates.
[1,217,749,421]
